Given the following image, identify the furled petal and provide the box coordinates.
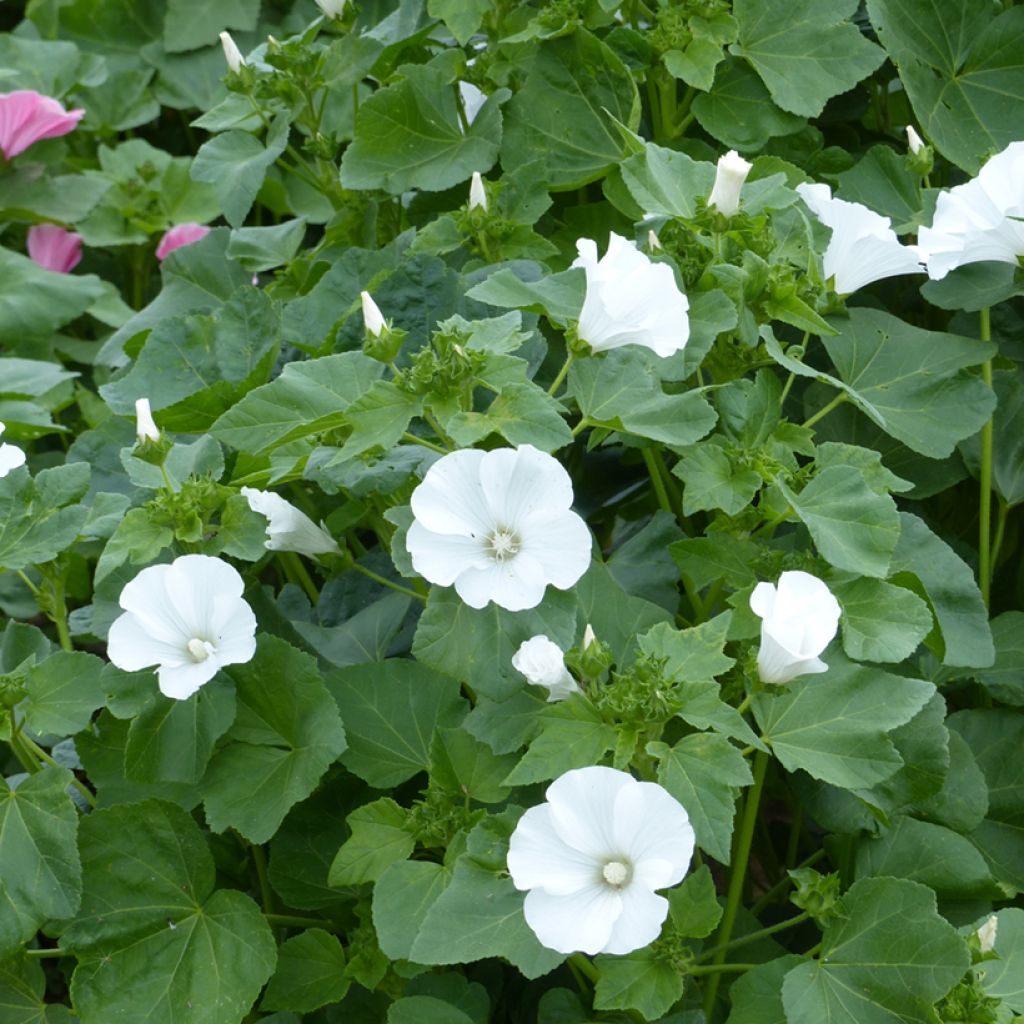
[546,766,634,860]
[602,885,669,955]
[156,223,211,261]
[708,150,753,218]
[507,804,598,895]
[522,885,620,955]
[458,81,486,127]
[241,487,341,557]
[0,91,84,161]
[512,635,579,701]
[27,224,82,273]
[757,633,829,685]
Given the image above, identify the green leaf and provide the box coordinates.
[833,578,933,663]
[430,727,518,804]
[960,368,1024,508]
[502,30,640,189]
[593,946,684,1021]
[0,954,74,1024]
[372,859,450,960]
[854,816,995,897]
[63,800,275,1024]
[192,118,290,227]
[0,468,88,573]
[211,352,385,455]
[466,267,585,326]
[778,465,900,578]
[163,0,259,53]
[836,145,923,233]
[731,0,885,117]
[976,612,1024,705]
[412,585,579,700]
[203,636,347,843]
[341,64,507,194]
[325,660,467,788]
[981,908,1024,1013]
[692,57,805,151]
[673,439,762,516]
[912,729,988,835]
[867,0,1024,172]
[726,955,803,1024]
[227,219,308,273]
[668,865,723,940]
[0,767,81,956]
[781,877,968,1024]
[0,250,106,346]
[568,349,717,446]
[649,733,752,862]
[124,683,236,785]
[428,0,489,45]
[330,798,415,886]
[889,512,994,668]
[388,996,475,1024]
[821,308,996,459]
[260,929,348,1014]
[446,382,573,452]
[336,381,423,461]
[753,653,935,789]
[23,651,107,737]
[619,143,714,220]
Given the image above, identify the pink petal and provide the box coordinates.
[156,223,211,261]
[0,90,84,161]
[27,224,82,273]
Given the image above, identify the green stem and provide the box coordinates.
[350,561,427,603]
[47,576,74,653]
[702,749,769,1018]
[20,734,96,807]
[402,431,447,455]
[697,911,810,964]
[8,728,39,776]
[801,392,847,430]
[277,552,319,606]
[568,953,599,983]
[547,352,576,397]
[750,849,825,916]
[570,417,591,438]
[688,962,758,977]
[979,307,993,606]
[991,498,1009,570]
[251,843,275,915]
[24,947,66,958]
[642,449,673,516]
[735,693,753,717]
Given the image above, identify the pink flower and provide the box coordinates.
[0,90,84,161]
[156,223,211,261]
[27,224,82,273]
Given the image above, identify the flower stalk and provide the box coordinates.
[979,307,994,606]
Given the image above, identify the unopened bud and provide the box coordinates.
[708,149,752,218]
[361,291,386,338]
[583,623,596,649]
[135,398,160,445]
[905,125,924,156]
[976,914,998,954]
[647,229,661,252]
[315,0,348,16]
[469,171,488,212]
[219,31,244,73]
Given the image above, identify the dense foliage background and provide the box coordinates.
[1,0,1023,1021]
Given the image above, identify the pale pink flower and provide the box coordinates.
[27,224,82,273]
[0,90,84,161]
[156,223,211,261]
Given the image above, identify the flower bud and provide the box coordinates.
[220,32,245,73]
[512,635,579,702]
[135,398,160,445]
[976,914,998,954]
[361,290,386,338]
[315,0,348,16]
[905,125,924,156]
[708,150,752,218]
[468,171,488,212]
[647,229,661,252]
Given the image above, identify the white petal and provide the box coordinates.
[546,766,634,860]
[454,553,548,611]
[407,523,488,586]
[0,442,26,477]
[478,445,574,525]
[601,885,669,955]
[117,564,194,646]
[107,612,185,671]
[522,884,620,955]
[409,448,493,537]
[156,659,220,700]
[518,510,592,591]
[749,581,777,620]
[614,781,695,887]
[507,804,599,895]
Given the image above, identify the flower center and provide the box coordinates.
[186,638,216,663]
[601,859,632,889]
[487,526,521,562]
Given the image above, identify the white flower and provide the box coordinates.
[468,171,488,212]
[241,487,341,557]
[458,81,486,128]
[507,766,695,955]
[918,141,1024,281]
[314,0,347,17]
[795,182,925,295]
[905,126,924,156]
[708,150,752,218]
[360,290,386,337]
[572,233,690,358]
[220,31,244,73]
[406,445,591,612]
[134,398,160,444]
[107,554,257,700]
[512,635,579,701]
[0,423,26,478]
[750,570,841,685]
[976,914,998,954]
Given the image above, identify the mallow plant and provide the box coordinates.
[0,0,1022,1022]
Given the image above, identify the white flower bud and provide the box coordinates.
[583,623,597,649]
[905,125,924,156]
[360,290,386,338]
[512,635,579,702]
[135,398,160,444]
[314,0,348,17]
[708,150,753,218]
[469,171,488,212]
[976,914,998,954]
[220,31,244,73]
[647,229,661,252]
